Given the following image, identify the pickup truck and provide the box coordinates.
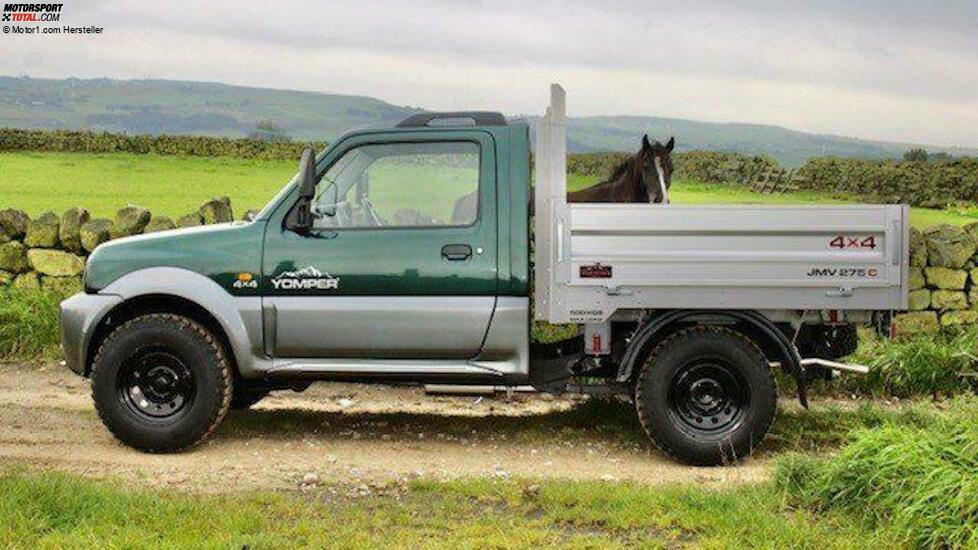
[60,85,909,465]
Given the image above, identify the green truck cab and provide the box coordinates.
[62,91,903,465]
[61,113,542,454]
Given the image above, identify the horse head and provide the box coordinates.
[637,135,675,203]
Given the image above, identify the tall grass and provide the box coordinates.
[850,328,978,397]
[775,397,978,548]
[0,286,67,360]
[766,401,940,455]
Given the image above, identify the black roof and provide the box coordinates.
[396,111,507,128]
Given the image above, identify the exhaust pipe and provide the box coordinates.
[770,358,870,375]
[800,357,870,375]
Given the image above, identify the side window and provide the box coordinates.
[312,141,480,229]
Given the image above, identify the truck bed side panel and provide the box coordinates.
[549,203,908,323]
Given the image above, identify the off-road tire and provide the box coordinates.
[90,313,233,453]
[634,326,777,466]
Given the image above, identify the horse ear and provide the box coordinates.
[666,137,675,152]
[642,134,651,150]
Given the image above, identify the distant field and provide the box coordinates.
[1,151,975,227]
[0,152,294,219]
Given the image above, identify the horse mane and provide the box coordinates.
[606,155,637,183]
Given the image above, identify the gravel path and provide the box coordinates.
[0,362,770,492]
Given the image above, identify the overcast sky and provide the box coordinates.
[4,0,978,147]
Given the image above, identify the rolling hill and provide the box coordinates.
[0,76,422,141]
[2,75,975,165]
[553,117,978,166]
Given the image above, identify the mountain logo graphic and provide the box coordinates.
[271,266,340,291]
[275,266,332,279]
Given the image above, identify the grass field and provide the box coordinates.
[0,465,896,548]
[0,152,294,219]
[3,151,977,227]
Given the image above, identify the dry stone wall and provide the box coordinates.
[0,197,239,294]
[894,224,978,336]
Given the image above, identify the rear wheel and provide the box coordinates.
[634,326,776,466]
[90,313,232,453]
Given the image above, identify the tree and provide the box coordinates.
[248,120,291,142]
[903,148,928,162]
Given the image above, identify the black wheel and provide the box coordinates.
[90,313,233,453]
[635,326,776,466]
[230,386,269,410]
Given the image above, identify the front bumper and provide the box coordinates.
[60,292,122,376]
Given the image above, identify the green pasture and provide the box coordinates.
[0,463,891,548]
[0,152,294,219]
[1,151,976,228]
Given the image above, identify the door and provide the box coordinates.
[262,131,498,359]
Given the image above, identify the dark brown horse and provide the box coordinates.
[455,135,675,222]
[567,135,675,203]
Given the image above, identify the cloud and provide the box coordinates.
[3,0,977,147]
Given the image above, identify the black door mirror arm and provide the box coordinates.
[286,146,318,234]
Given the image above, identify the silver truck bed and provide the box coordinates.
[534,85,909,324]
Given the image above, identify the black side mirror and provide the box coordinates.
[298,146,316,198]
[287,146,317,233]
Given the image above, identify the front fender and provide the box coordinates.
[61,292,123,375]
[101,267,267,377]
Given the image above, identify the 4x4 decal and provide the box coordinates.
[232,272,259,289]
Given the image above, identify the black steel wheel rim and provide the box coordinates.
[667,358,749,436]
[117,348,195,421]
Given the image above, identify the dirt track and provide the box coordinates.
[0,362,770,492]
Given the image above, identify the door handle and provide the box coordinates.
[441,244,472,261]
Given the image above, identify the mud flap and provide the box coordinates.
[528,336,584,393]
[794,364,809,409]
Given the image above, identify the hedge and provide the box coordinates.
[797,156,978,208]
[570,150,978,208]
[567,150,779,186]
[0,128,327,161]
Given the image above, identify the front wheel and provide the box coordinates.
[90,313,233,453]
[634,326,777,466]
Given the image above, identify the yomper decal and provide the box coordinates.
[271,266,340,290]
